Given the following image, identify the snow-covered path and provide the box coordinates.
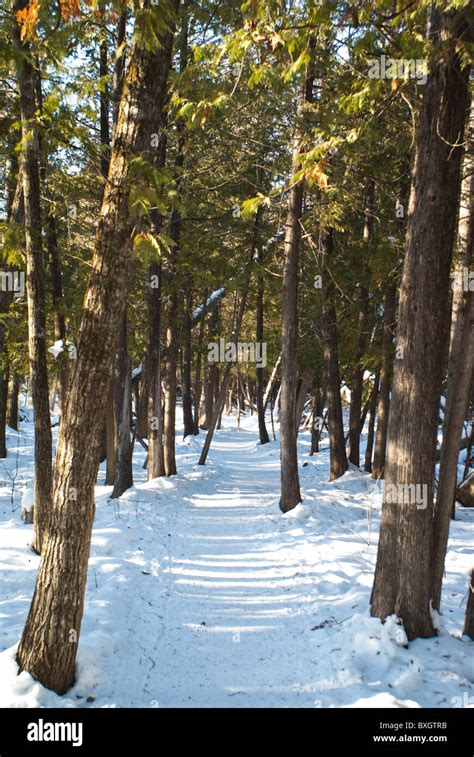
[105,432,324,708]
[0,417,473,708]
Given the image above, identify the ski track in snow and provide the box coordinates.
[0,412,473,708]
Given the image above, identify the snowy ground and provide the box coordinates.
[0,410,473,708]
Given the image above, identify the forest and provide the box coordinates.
[0,0,473,718]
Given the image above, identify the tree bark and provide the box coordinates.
[147,261,165,479]
[371,8,471,640]
[0,158,23,453]
[182,285,194,438]
[193,312,205,434]
[310,386,325,455]
[364,373,379,473]
[163,15,187,475]
[321,229,348,480]
[463,569,474,639]
[111,314,134,498]
[255,213,269,445]
[16,1,179,694]
[99,1,110,181]
[294,374,310,436]
[47,211,68,415]
[279,42,315,512]
[432,93,474,610]
[348,179,373,467]
[13,0,52,553]
[372,284,396,479]
[0,366,9,457]
[7,373,20,431]
[200,309,218,429]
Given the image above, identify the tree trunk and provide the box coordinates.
[16,1,178,694]
[432,93,474,610]
[463,569,474,640]
[163,271,178,475]
[111,314,134,498]
[112,7,127,128]
[348,180,373,467]
[163,10,187,475]
[310,386,325,455]
[47,211,68,415]
[13,0,52,553]
[182,286,194,438]
[321,229,348,480]
[0,160,23,450]
[294,374,310,436]
[200,363,214,429]
[7,373,20,431]
[99,1,110,181]
[279,43,315,512]
[136,359,148,440]
[372,284,396,479]
[364,373,379,473]
[371,8,471,640]
[255,215,269,445]
[105,392,116,485]
[193,313,205,435]
[0,366,9,457]
[147,261,165,479]
[463,420,473,481]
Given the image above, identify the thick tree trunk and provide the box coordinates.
[372,284,396,479]
[364,373,379,473]
[371,8,471,640]
[7,373,20,431]
[321,229,348,481]
[432,94,474,610]
[348,180,373,467]
[13,0,52,553]
[16,1,178,694]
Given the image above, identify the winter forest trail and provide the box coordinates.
[109,428,318,708]
[0,418,472,708]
